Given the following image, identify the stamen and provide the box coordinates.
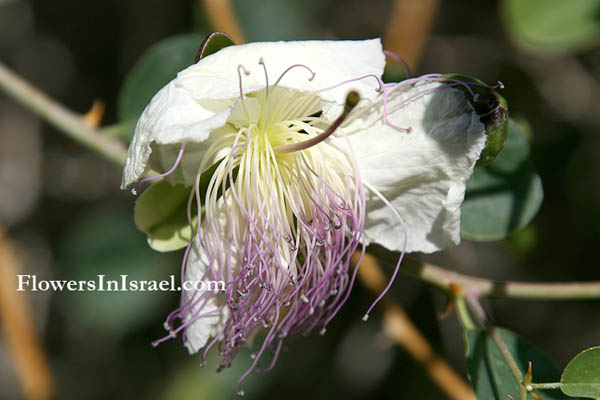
[317,73,411,132]
[272,64,316,88]
[258,58,269,98]
[132,142,187,195]
[237,64,251,122]
[361,181,407,320]
[273,91,360,154]
[317,73,382,93]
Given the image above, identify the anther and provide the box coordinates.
[300,294,309,303]
[258,57,269,98]
[362,314,369,322]
[273,63,316,88]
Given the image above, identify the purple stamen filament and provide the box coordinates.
[133,142,186,195]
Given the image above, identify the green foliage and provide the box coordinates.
[117,34,205,140]
[57,211,175,335]
[230,0,324,41]
[465,328,567,399]
[461,119,543,240]
[502,0,600,53]
[134,180,194,252]
[197,32,235,60]
[560,347,600,398]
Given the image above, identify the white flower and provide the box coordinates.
[122,38,486,388]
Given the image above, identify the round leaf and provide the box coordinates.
[502,0,600,53]
[560,347,600,398]
[117,34,205,140]
[461,119,543,240]
[465,328,567,399]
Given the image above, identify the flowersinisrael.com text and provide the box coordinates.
[16,274,226,292]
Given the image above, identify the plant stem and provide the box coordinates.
[373,246,600,300]
[465,295,528,400]
[0,61,127,166]
[0,226,54,400]
[454,295,476,331]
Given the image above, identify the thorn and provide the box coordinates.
[83,99,105,128]
[523,361,533,386]
[449,283,462,297]
[438,295,455,319]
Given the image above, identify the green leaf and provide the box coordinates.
[461,119,543,241]
[502,0,600,53]
[465,328,568,399]
[196,32,235,61]
[560,347,600,398]
[117,34,205,140]
[134,180,194,252]
[228,0,324,41]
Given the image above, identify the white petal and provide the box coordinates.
[121,80,234,189]
[183,241,228,354]
[122,39,385,189]
[349,82,486,253]
[176,39,385,121]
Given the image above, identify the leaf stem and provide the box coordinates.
[465,294,528,400]
[454,295,476,331]
[0,61,127,166]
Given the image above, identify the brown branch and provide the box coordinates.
[200,0,246,44]
[0,226,54,400]
[382,0,440,72]
[353,252,476,400]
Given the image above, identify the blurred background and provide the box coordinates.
[0,0,599,398]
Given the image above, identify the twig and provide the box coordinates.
[0,61,127,166]
[464,293,528,400]
[382,0,440,72]
[199,0,246,44]
[373,246,600,300]
[353,252,476,400]
[0,226,55,400]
